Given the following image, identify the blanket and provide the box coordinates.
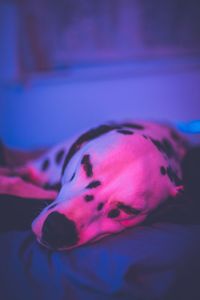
[0,142,200,300]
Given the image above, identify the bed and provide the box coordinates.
[0,141,200,300]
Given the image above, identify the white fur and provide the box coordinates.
[31,121,188,250]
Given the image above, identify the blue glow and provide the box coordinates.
[178,120,200,133]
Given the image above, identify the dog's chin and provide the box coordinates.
[37,232,112,251]
[37,237,79,251]
[87,232,112,244]
[37,237,52,250]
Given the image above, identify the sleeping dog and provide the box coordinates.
[27,121,188,250]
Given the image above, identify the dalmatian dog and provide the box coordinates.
[29,121,188,251]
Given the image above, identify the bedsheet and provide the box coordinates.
[0,141,200,300]
[0,223,200,300]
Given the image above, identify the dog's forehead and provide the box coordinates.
[62,131,135,181]
[86,130,122,152]
[85,130,135,158]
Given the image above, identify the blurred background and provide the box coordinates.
[0,0,200,150]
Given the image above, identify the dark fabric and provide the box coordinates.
[0,195,52,232]
[0,141,6,166]
[0,224,200,300]
[0,145,200,300]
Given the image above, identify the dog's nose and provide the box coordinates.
[41,212,79,249]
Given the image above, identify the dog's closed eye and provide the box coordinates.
[117,203,142,215]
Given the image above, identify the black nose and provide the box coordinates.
[42,212,79,249]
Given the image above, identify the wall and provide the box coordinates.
[1,58,200,150]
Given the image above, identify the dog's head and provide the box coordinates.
[32,124,173,250]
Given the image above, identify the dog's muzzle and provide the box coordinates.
[41,211,79,249]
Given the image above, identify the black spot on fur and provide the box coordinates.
[162,138,175,158]
[97,202,104,211]
[167,166,174,182]
[62,124,120,175]
[47,203,58,210]
[174,174,183,186]
[84,195,94,202]
[55,149,65,164]
[108,209,120,218]
[70,172,76,182]
[167,166,183,186]
[117,203,141,215]
[86,180,101,189]
[81,154,93,177]
[170,129,181,142]
[122,123,144,130]
[150,138,163,153]
[41,159,50,171]
[117,129,134,135]
[150,138,176,159]
[170,129,190,151]
[160,166,166,175]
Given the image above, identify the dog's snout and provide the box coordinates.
[42,212,79,249]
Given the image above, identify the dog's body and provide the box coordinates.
[30,121,188,250]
